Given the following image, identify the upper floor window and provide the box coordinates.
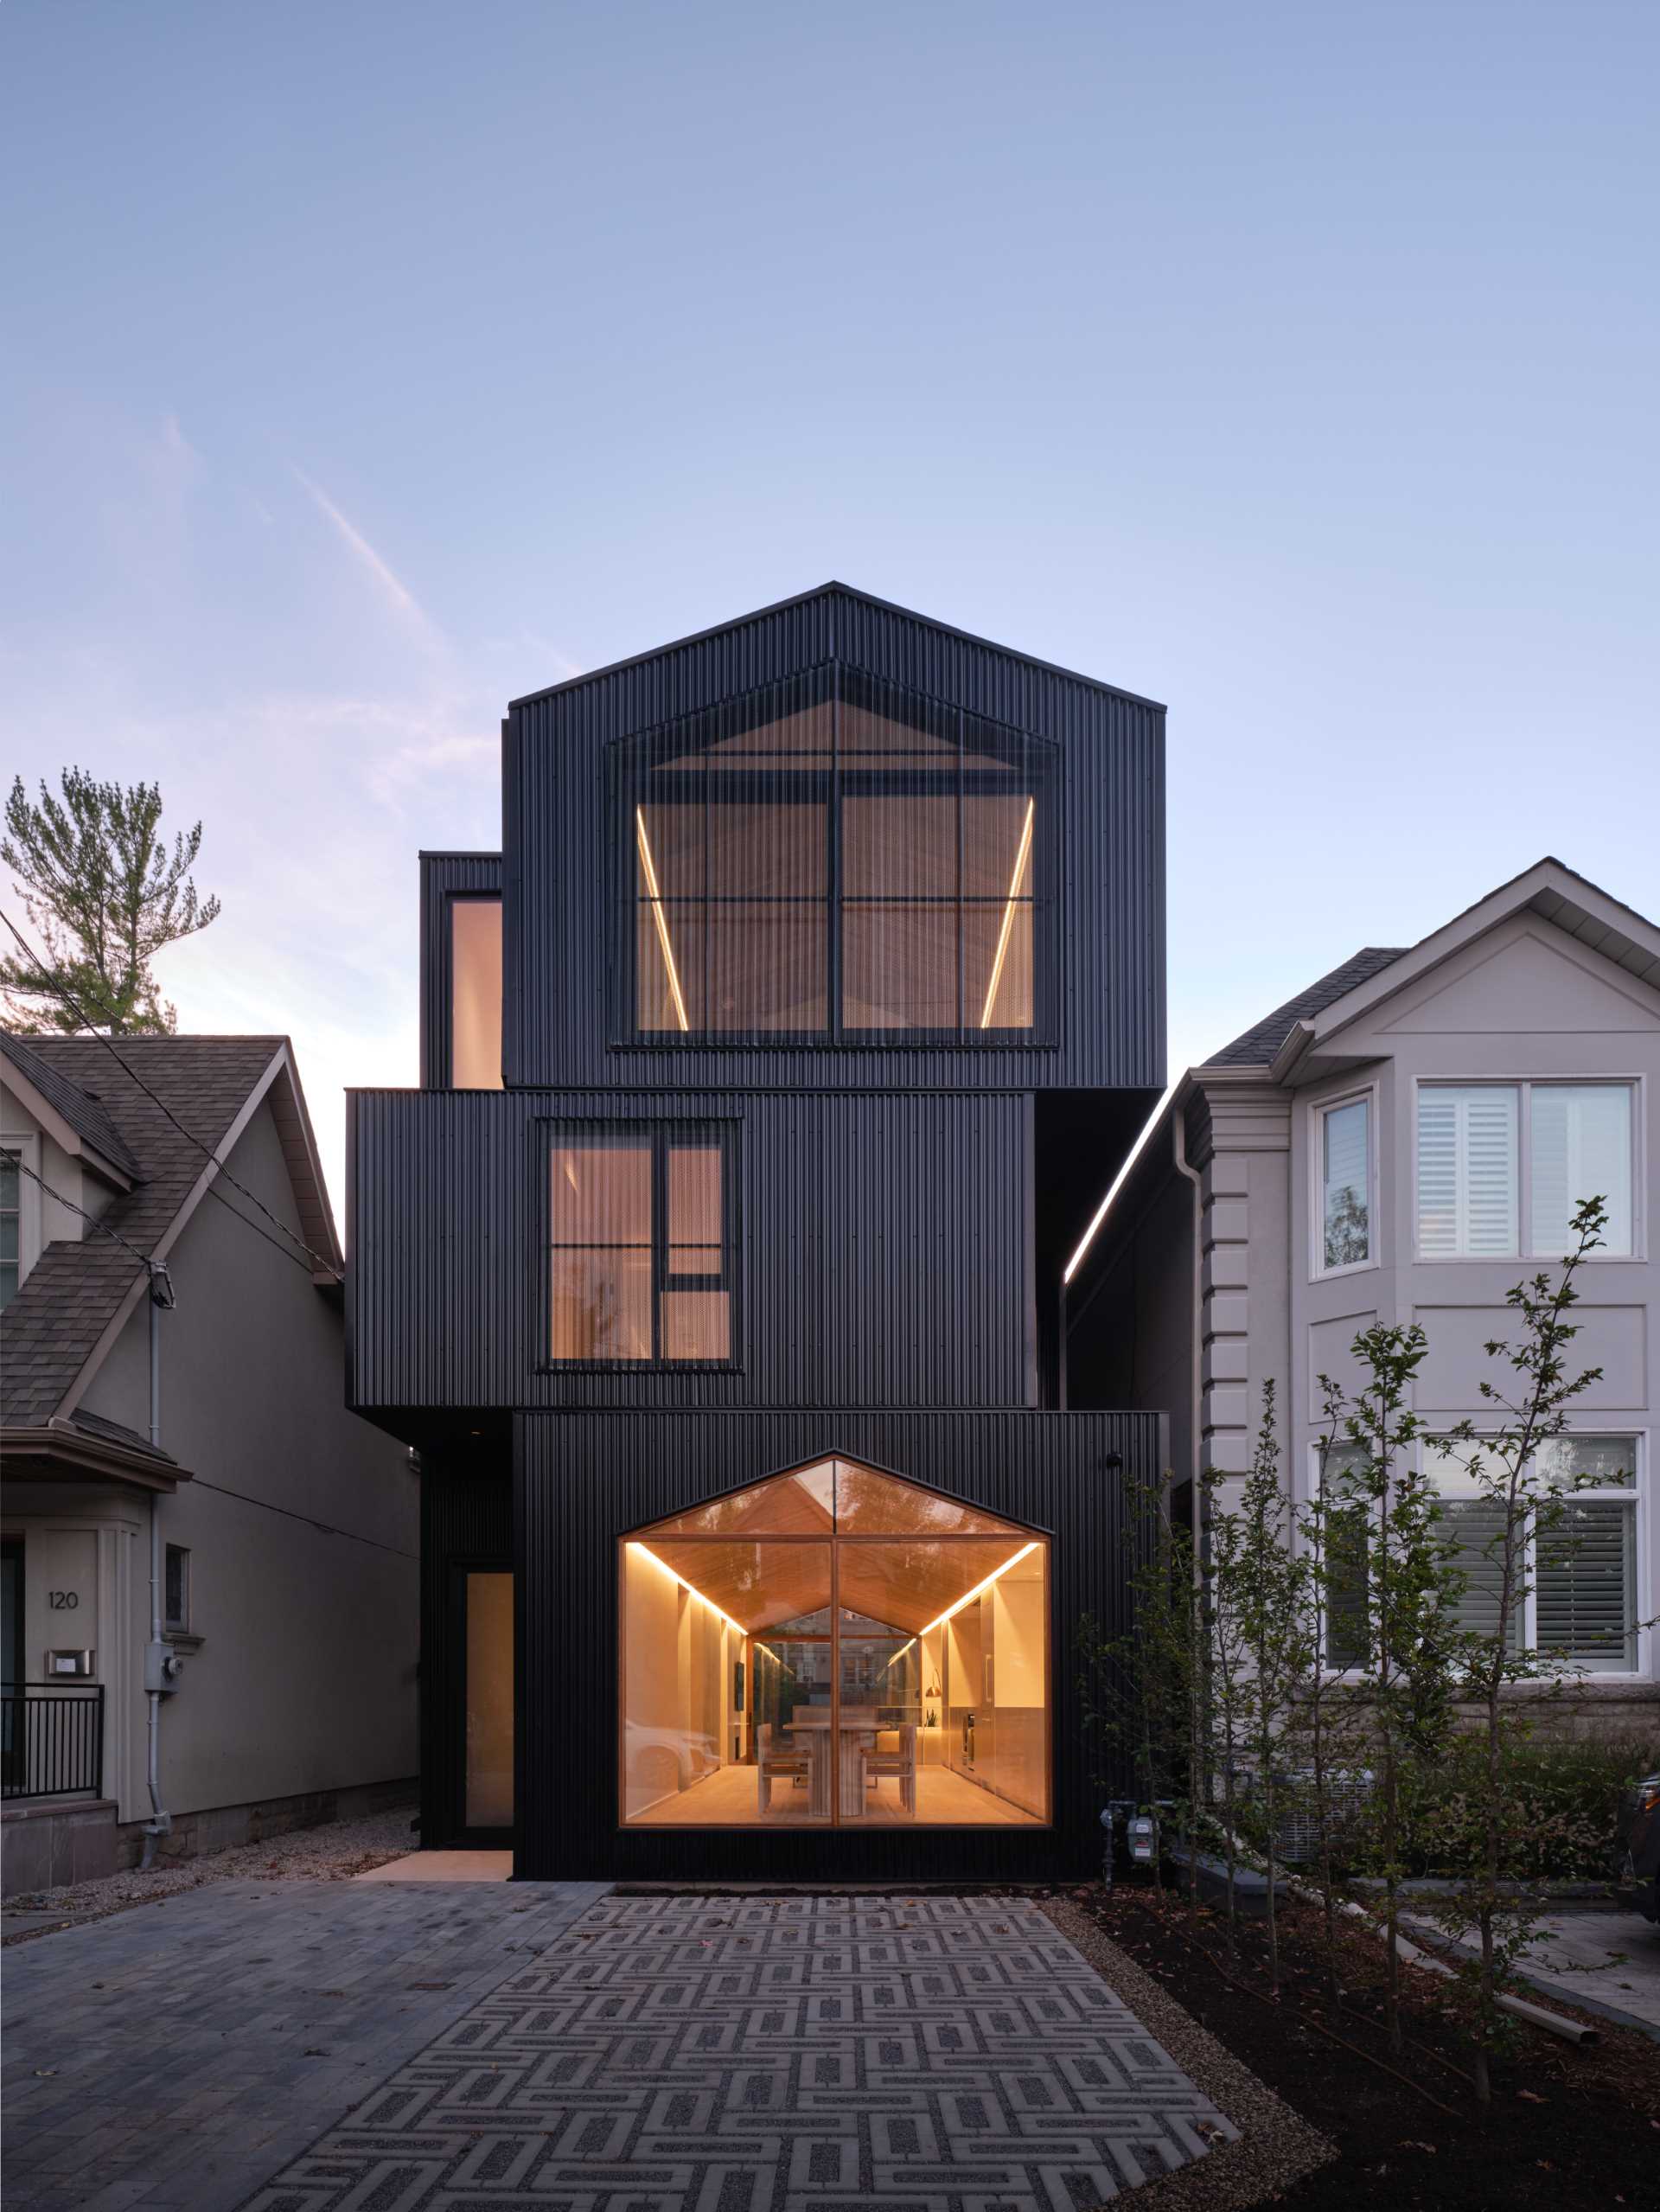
[450,897,503,1089]
[547,1122,736,1364]
[0,1138,42,1310]
[1416,1080,1635,1259]
[1315,1093,1372,1274]
[622,667,1052,1041]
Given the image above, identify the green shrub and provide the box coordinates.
[1383,1735,1657,1882]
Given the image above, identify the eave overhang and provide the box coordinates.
[1,1418,193,1493]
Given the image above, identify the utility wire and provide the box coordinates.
[1,910,343,1282]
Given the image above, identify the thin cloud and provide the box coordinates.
[292,466,431,630]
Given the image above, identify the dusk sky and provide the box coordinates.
[4,2,1657,1217]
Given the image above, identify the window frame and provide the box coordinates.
[1310,1084,1379,1282]
[1412,1076,1643,1263]
[445,892,505,1091]
[0,1132,42,1309]
[1308,1431,1648,1679]
[538,1118,741,1371]
[613,662,1060,1049]
[163,1543,192,1635]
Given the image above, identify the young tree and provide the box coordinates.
[1420,1196,1612,2104]
[0,769,220,1034]
[1316,1323,1465,2055]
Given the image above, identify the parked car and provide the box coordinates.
[1620,1772,1660,1922]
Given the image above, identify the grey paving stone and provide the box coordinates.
[233,1896,1235,2209]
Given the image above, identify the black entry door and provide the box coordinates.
[452,1564,514,1844]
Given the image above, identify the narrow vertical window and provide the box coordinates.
[163,1544,191,1633]
[1318,1096,1371,1271]
[1320,1442,1370,1667]
[1529,1084,1633,1256]
[1534,1433,1639,1673]
[0,1148,20,1309]
[450,898,503,1089]
[1417,1085,1519,1257]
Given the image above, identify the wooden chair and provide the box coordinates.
[859,1723,917,1814]
[757,1722,810,1814]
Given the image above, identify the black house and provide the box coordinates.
[348,584,1167,1881]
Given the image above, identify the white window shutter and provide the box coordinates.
[1536,1501,1637,1672]
[1418,1087,1517,1257]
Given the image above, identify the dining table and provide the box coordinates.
[784,1708,882,1818]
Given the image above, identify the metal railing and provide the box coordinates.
[0,1685,105,1802]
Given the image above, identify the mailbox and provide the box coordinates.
[47,1649,95,1678]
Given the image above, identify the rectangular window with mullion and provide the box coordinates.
[548,1124,737,1365]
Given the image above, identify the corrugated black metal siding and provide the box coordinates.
[348,1088,1033,1412]
[419,852,503,1089]
[420,1454,510,1844]
[514,1407,1161,1883]
[504,585,1164,1093]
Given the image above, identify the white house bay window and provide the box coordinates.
[1417,1081,1636,1259]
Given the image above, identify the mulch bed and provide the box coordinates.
[1046,1881,1657,2210]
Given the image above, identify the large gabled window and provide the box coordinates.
[620,665,1054,1041]
[546,1122,737,1365]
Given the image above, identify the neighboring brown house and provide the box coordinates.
[2,1032,417,1894]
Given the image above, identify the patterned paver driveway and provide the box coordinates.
[243,1895,1235,2210]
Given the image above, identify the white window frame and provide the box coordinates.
[1421,1429,1646,1680]
[1413,1076,1644,1263]
[1307,1430,1648,1680]
[1310,1084,1379,1282]
[1,1131,43,1302]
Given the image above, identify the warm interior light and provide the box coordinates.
[635,808,690,1032]
[629,1540,745,1636]
[880,1637,918,1674]
[979,796,1035,1028]
[1062,1077,1179,1284]
[921,1541,1039,1634]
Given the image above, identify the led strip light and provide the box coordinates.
[629,1540,746,1637]
[979,797,1035,1029]
[920,1541,1039,1635]
[634,808,690,1032]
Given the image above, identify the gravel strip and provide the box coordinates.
[1041,1896,1338,2210]
[1,1803,418,1944]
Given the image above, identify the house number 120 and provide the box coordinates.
[48,1590,80,1609]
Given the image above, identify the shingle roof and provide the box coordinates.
[1,1031,144,1180]
[1204,948,1408,1068]
[1,1035,283,1425]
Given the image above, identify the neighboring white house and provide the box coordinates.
[2,1032,418,1893]
[1067,858,1660,1739]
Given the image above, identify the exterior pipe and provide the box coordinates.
[1172,1103,1203,1538]
[139,1265,172,1871]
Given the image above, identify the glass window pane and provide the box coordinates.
[0,1151,18,1205]
[635,798,704,898]
[661,1289,731,1361]
[622,1540,833,1825]
[465,1572,514,1827]
[1530,1085,1632,1256]
[962,792,1037,901]
[550,1145,652,1244]
[708,801,827,898]
[668,1147,722,1249]
[450,898,503,1089]
[636,900,701,1033]
[1321,1443,1370,1667]
[551,1250,653,1359]
[1533,1435,1638,1489]
[1440,1499,1522,1651]
[839,684,958,767]
[708,903,827,1031]
[1322,1098,1370,1269]
[963,899,1034,1030]
[842,904,958,1029]
[832,1461,1030,1536]
[842,792,958,898]
[1536,1501,1637,1671]
[1425,1435,1489,1495]
[639,1462,837,1537]
[702,696,833,770]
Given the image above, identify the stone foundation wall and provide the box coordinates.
[112,1774,418,1870]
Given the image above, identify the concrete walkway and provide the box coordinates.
[1403,1904,1660,2036]
[1,1876,608,2212]
[240,1893,1236,2209]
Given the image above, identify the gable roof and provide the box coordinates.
[1205,947,1408,1067]
[508,580,1166,714]
[1,1035,340,1426]
[1,1031,144,1182]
